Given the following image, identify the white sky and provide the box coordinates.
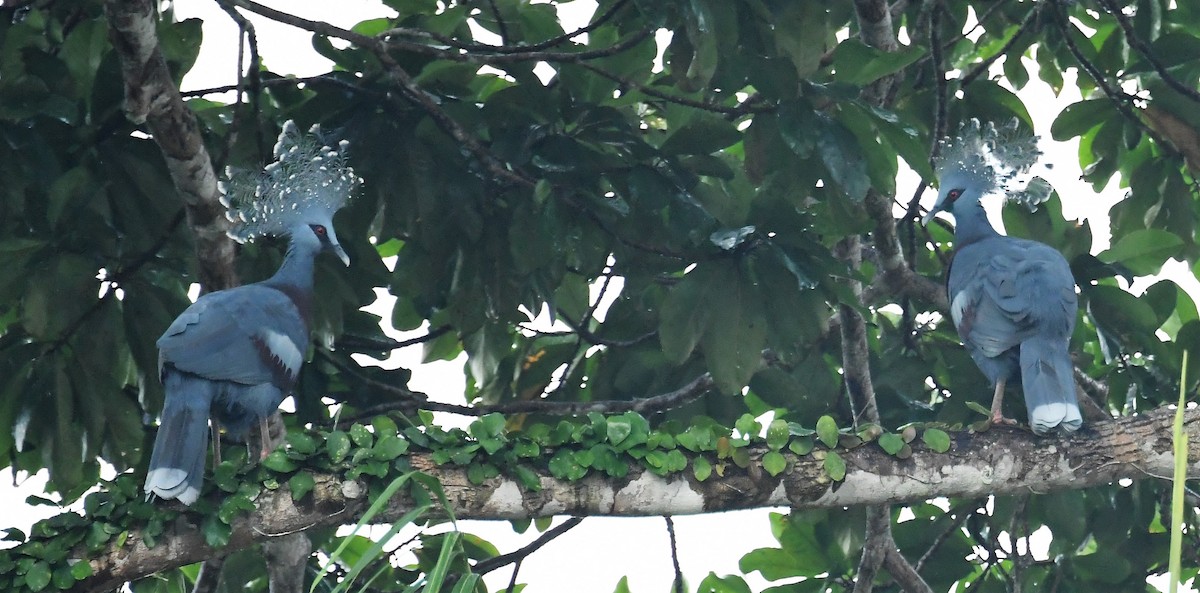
[0,2,1193,592]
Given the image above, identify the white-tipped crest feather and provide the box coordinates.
[936,118,1053,211]
[222,121,357,242]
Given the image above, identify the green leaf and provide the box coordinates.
[262,450,298,473]
[701,262,768,394]
[548,449,588,480]
[660,111,743,155]
[765,419,789,451]
[613,576,632,593]
[1098,229,1184,276]
[831,39,925,86]
[761,451,787,476]
[514,465,542,491]
[349,423,374,448]
[326,431,352,463]
[788,437,814,456]
[202,515,232,548]
[922,429,951,453]
[878,433,905,455]
[24,561,50,592]
[659,265,718,364]
[815,415,839,448]
[289,472,316,501]
[965,401,992,417]
[287,432,318,455]
[1050,99,1110,140]
[815,114,870,201]
[823,450,846,481]
[1086,284,1161,338]
[606,417,632,446]
[70,559,93,580]
[693,456,713,481]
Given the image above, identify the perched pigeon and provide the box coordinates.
[923,120,1082,435]
[144,122,355,504]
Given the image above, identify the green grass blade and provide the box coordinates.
[1169,350,1188,593]
[337,505,432,593]
[423,530,461,593]
[311,472,417,593]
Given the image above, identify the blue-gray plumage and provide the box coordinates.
[145,123,355,504]
[924,122,1082,435]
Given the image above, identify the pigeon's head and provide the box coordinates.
[221,121,356,266]
[922,118,1050,225]
[292,213,350,267]
[922,168,988,225]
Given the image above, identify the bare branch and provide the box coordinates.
[483,0,511,45]
[337,325,455,353]
[472,517,584,576]
[854,506,889,593]
[960,6,1040,88]
[383,0,631,55]
[340,372,716,421]
[665,516,684,593]
[384,28,655,64]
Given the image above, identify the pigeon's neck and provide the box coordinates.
[952,201,1002,247]
[263,239,318,321]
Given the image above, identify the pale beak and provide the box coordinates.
[921,206,941,226]
[332,243,350,267]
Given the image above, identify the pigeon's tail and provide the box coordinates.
[144,370,216,505]
[1020,336,1083,435]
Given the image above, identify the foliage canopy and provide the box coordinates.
[1,0,1199,591]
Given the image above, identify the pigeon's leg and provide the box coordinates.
[989,379,1018,425]
[259,416,272,460]
[210,419,222,467]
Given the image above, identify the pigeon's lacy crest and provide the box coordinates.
[220,121,357,242]
[936,118,1053,211]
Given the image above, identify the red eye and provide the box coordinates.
[947,189,962,202]
[312,225,327,236]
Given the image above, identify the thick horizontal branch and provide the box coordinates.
[77,406,1200,592]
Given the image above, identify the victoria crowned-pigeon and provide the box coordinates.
[922,120,1082,435]
[144,122,355,504]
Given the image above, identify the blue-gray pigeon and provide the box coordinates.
[144,122,355,504]
[923,120,1082,435]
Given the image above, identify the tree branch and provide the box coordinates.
[71,407,1200,593]
[336,372,716,422]
[1095,0,1200,105]
[665,516,684,593]
[103,0,238,292]
[382,0,631,55]
[471,517,583,576]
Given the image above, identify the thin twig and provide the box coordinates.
[1053,5,1165,149]
[914,504,978,573]
[228,0,535,188]
[383,0,630,55]
[50,210,187,353]
[337,372,715,422]
[555,310,657,348]
[665,516,684,593]
[473,517,585,575]
[1096,0,1200,105]
[484,0,511,45]
[384,27,654,64]
[337,325,454,353]
[960,6,1039,88]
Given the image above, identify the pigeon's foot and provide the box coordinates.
[988,413,1019,427]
